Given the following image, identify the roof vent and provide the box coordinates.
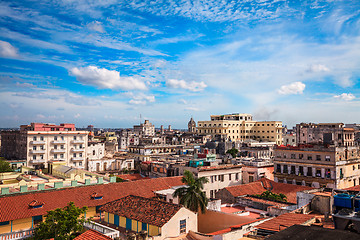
[29,200,44,209]
[91,192,103,200]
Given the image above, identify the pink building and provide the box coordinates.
[20,123,76,131]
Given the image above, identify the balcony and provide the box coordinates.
[83,221,119,239]
[71,139,84,144]
[51,140,65,144]
[51,148,66,153]
[51,158,66,162]
[71,148,84,153]
[30,141,45,145]
[71,157,84,161]
[0,229,34,240]
[30,149,45,154]
[31,159,45,164]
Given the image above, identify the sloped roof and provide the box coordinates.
[224,178,313,204]
[116,174,150,181]
[0,176,183,222]
[74,229,112,240]
[100,195,182,227]
[255,213,315,232]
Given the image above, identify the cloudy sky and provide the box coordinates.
[1,0,360,129]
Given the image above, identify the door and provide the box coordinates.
[114,215,119,226]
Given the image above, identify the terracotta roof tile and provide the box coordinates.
[256,213,315,232]
[225,178,313,204]
[116,174,150,181]
[74,229,112,240]
[0,177,183,222]
[100,195,182,227]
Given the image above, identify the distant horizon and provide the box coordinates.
[1,1,360,128]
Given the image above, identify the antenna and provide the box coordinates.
[140,114,142,124]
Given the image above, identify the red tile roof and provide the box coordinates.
[255,213,315,232]
[74,229,112,240]
[344,185,360,191]
[224,178,313,204]
[116,174,150,181]
[0,176,183,222]
[240,196,291,208]
[100,195,182,227]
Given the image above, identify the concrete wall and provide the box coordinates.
[161,208,197,239]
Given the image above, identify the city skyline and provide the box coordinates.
[1,1,360,128]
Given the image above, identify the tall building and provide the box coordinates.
[1,123,88,169]
[188,117,196,133]
[296,123,355,147]
[197,113,283,145]
[134,120,155,136]
[273,144,360,189]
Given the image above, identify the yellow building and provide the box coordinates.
[197,113,283,145]
[100,195,197,239]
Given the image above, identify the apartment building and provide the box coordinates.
[1,123,88,169]
[134,120,155,136]
[197,113,283,145]
[296,123,356,147]
[273,145,360,189]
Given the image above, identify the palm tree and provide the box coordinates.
[173,170,209,213]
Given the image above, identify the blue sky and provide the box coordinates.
[1,0,360,128]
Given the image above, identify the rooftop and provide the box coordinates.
[255,212,315,232]
[100,195,182,227]
[0,176,183,222]
[224,178,313,204]
[74,229,112,240]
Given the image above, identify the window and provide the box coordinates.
[325,156,331,161]
[180,219,186,234]
[299,154,304,159]
[40,136,44,141]
[80,144,83,149]
[79,153,83,157]
[54,136,58,140]
[40,145,44,150]
[235,173,239,181]
[61,136,64,140]
[93,150,96,155]
[33,136,37,141]
[73,153,76,157]
[229,174,232,181]
[316,155,321,161]
[307,155,312,160]
[60,145,64,149]
[54,154,57,159]
[40,155,43,159]
[33,155,36,160]
[79,162,82,166]
[54,145,57,149]
[33,146,37,150]
[60,154,64,158]
[291,154,296,159]
[283,165,288,173]
[211,176,214,183]
[74,136,77,140]
[276,164,281,173]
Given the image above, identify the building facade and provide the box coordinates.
[197,113,283,145]
[1,123,88,169]
[188,117,196,133]
[296,123,355,147]
[134,120,155,136]
[274,145,360,189]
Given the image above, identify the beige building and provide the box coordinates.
[197,113,283,145]
[1,123,88,169]
[134,120,155,136]
[274,145,360,189]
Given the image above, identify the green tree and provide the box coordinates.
[253,190,287,203]
[33,202,88,240]
[0,158,13,173]
[226,148,238,158]
[173,170,209,213]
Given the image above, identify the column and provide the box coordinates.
[321,168,325,178]
[312,168,316,177]
[295,166,299,175]
[304,167,308,177]
[280,165,284,173]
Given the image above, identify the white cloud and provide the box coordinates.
[278,82,306,95]
[70,66,147,90]
[0,40,18,58]
[167,79,207,92]
[334,93,355,101]
[126,92,155,105]
[74,113,81,118]
[306,64,330,73]
[87,21,105,33]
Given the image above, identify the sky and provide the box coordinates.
[1,0,360,129]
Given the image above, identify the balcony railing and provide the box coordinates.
[51,140,66,144]
[30,141,45,145]
[72,157,84,161]
[52,158,66,162]
[0,229,34,240]
[31,159,46,163]
[30,149,46,154]
[71,140,84,144]
[83,221,119,239]
[71,148,84,153]
[51,149,66,153]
